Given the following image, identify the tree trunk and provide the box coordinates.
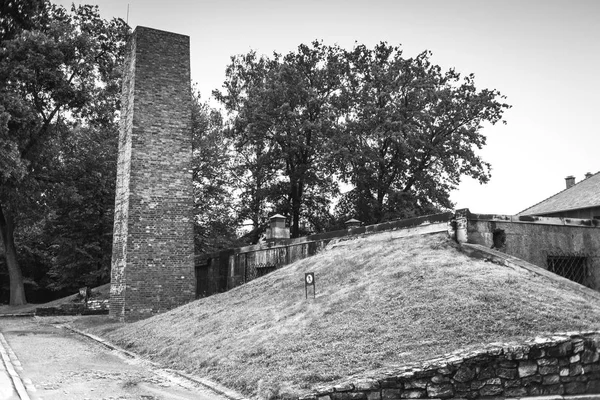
[290,181,303,238]
[375,189,386,223]
[0,204,27,306]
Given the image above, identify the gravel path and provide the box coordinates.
[0,317,228,400]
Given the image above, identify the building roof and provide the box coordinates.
[517,171,600,216]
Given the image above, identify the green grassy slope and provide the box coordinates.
[93,232,600,399]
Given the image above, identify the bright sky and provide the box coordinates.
[57,0,600,216]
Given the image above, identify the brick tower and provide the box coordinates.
[110,26,195,321]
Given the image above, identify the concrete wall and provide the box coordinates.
[199,209,600,297]
[194,250,229,298]
[110,27,195,321]
[300,332,600,400]
[464,211,600,290]
[195,213,454,298]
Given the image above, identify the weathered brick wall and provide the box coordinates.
[110,26,195,321]
[300,332,600,400]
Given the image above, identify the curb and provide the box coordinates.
[164,368,248,400]
[0,313,36,318]
[511,396,600,400]
[0,333,31,400]
[63,325,248,400]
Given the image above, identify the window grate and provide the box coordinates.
[545,250,591,287]
[244,263,278,283]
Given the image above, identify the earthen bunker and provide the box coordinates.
[108,26,600,325]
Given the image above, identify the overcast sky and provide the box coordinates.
[56,0,600,215]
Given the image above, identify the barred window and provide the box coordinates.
[546,253,589,286]
[245,263,278,283]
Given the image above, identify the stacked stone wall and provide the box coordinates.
[35,300,109,316]
[109,26,195,321]
[300,333,600,400]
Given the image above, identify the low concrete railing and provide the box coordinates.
[194,212,455,297]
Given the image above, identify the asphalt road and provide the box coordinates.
[0,317,229,400]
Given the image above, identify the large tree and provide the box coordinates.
[192,90,243,253]
[0,1,128,304]
[218,41,509,232]
[214,52,281,241]
[217,42,347,237]
[41,124,118,292]
[336,43,510,224]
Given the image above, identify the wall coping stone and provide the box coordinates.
[196,208,600,264]
[235,212,454,254]
[196,212,454,262]
[465,210,600,229]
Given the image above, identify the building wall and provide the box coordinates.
[194,249,230,298]
[195,210,600,299]
[110,27,195,321]
[465,212,600,290]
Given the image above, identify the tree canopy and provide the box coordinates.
[216,43,350,237]
[192,90,244,254]
[334,43,509,223]
[0,0,128,304]
[0,1,510,304]
[216,41,510,235]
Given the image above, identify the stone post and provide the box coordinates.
[345,218,362,230]
[455,208,469,244]
[265,214,290,241]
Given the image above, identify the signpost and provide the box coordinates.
[305,272,315,299]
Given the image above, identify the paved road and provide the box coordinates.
[0,317,229,400]
[0,355,19,400]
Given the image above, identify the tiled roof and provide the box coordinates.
[517,171,600,216]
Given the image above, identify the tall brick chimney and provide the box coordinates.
[565,175,576,189]
[110,27,195,321]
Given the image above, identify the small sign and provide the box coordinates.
[305,273,314,285]
[305,272,315,299]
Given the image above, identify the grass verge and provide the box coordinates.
[80,232,600,399]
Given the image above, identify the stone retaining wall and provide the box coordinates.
[35,299,109,316]
[300,332,600,400]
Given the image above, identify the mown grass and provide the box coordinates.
[83,232,600,399]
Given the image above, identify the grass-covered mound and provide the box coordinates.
[92,232,600,398]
